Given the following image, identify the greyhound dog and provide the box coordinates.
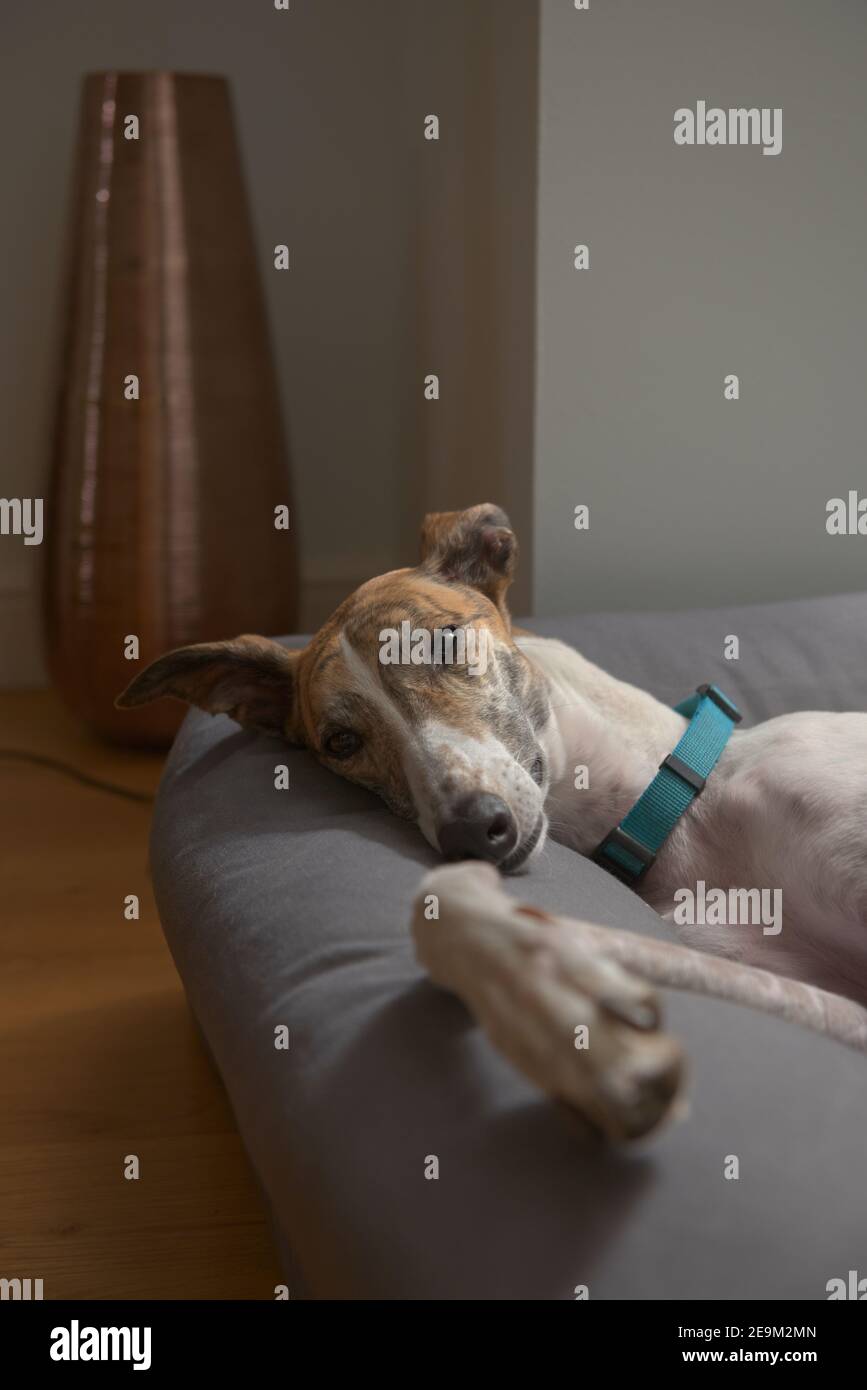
[118,504,867,1139]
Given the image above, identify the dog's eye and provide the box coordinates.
[432,625,462,670]
[530,755,545,785]
[324,729,362,760]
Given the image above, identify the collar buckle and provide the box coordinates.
[592,826,657,885]
[696,682,742,724]
[660,751,706,792]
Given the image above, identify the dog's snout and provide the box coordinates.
[437,793,518,865]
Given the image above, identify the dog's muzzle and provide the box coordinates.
[437,793,518,866]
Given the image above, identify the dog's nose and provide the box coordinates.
[437,793,518,864]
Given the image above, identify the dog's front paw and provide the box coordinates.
[569,996,685,1142]
[480,921,685,1141]
[413,863,685,1142]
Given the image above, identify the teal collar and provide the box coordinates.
[592,683,742,887]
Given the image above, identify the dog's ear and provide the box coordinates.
[419,503,517,622]
[115,634,306,742]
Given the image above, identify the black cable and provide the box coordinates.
[0,749,155,804]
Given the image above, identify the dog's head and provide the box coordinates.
[117,504,553,870]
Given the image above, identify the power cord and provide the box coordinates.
[0,749,155,804]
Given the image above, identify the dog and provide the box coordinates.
[118,503,867,1139]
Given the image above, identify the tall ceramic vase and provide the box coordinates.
[44,72,298,747]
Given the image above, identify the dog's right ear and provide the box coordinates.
[115,634,306,742]
[419,503,517,623]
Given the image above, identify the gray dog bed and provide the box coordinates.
[150,590,867,1299]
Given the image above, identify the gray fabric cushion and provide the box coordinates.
[150,590,867,1299]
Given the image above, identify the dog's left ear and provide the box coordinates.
[419,503,517,623]
[115,634,306,741]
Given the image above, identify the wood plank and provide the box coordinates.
[0,691,283,1298]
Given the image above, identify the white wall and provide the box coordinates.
[7,1,864,686]
[0,0,538,683]
[534,0,867,615]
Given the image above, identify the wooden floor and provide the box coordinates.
[0,691,282,1299]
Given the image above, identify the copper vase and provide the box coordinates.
[45,72,298,747]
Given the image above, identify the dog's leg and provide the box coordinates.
[591,912,867,1054]
[412,863,867,1142]
[411,862,686,1141]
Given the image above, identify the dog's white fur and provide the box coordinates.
[523,635,867,1002]
[410,633,867,1138]
[413,861,867,1141]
